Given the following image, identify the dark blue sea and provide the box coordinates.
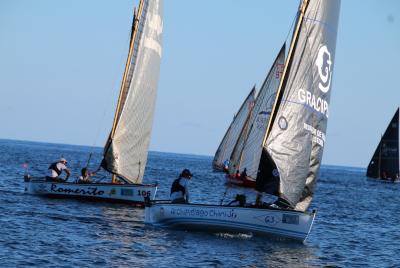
[0,139,399,267]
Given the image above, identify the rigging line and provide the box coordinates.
[220,178,232,205]
[86,23,133,168]
[284,10,300,47]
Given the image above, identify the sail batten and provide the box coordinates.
[102,0,163,184]
[256,0,340,211]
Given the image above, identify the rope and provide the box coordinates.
[219,175,232,205]
[85,25,133,168]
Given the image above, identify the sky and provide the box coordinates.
[0,0,399,168]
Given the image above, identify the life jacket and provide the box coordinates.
[48,162,62,176]
[170,177,185,195]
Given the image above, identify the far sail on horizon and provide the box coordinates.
[366,108,400,181]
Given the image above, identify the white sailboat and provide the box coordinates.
[212,88,256,172]
[25,0,164,206]
[145,0,340,241]
[226,45,286,188]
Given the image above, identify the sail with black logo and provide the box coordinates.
[366,108,400,181]
[145,0,341,242]
[212,88,256,171]
[256,0,340,211]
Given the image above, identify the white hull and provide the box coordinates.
[24,178,157,206]
[145,202,315,242]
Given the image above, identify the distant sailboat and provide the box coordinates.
[226,45,286,188]
[145,0,340,241]
[212,89,256,172]
[25,0,164,205]
[367,108,400,182]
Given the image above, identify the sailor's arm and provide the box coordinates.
[65,168,71,179]
[185,184,190,202]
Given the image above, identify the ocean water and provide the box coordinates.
[0,139,399,267]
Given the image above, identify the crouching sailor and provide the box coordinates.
[170,169,193,203]
[46,158,71,182]
[76,167,98,184]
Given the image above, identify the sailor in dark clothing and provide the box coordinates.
[170,169,193,203]
[240,168,247,180]
[228,194,246,206]
[46,158,71,182]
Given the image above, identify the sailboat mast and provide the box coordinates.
[110,0,144,183]
[262,0,310,146]
[110,0,144,139]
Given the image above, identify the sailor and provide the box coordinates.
[223,159,230,173]
[170,169,193,203]
[240,168,247,180]
[76,167,97,184]
[228,194,246,206]
[235,170,241,179]
[47,158,71,182]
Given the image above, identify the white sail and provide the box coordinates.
[212,88,256,170]
[103,0,163,184]
[236,45,285,179]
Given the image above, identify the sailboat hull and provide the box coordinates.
[145,202,315,242]
[24,177,157,206]
[225,175,256,188]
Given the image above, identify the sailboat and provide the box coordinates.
[226,45,286,188]
[366,108,400,182]
[145,0,340,242]
[212,88,256,172]
[24,0,164,205]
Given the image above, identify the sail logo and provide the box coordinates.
[315,45,332,93]
[256,110,271,130]
[248,100,255,110]
[298,89,329,117]
[145,12,163,57]
[275,63,284,79]
[278,116,288,130]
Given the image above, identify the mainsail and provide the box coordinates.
[212,88,256,170]
[256,0,340,211]
[367,108,399,179]
[231,45,285,178]
[102,0,163,184]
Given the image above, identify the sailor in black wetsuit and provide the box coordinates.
[170,169,193,203]
[46,158,71,182]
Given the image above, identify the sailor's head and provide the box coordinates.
[180,169,193,179]
[60,158,68,165]
[81,168,88,176]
